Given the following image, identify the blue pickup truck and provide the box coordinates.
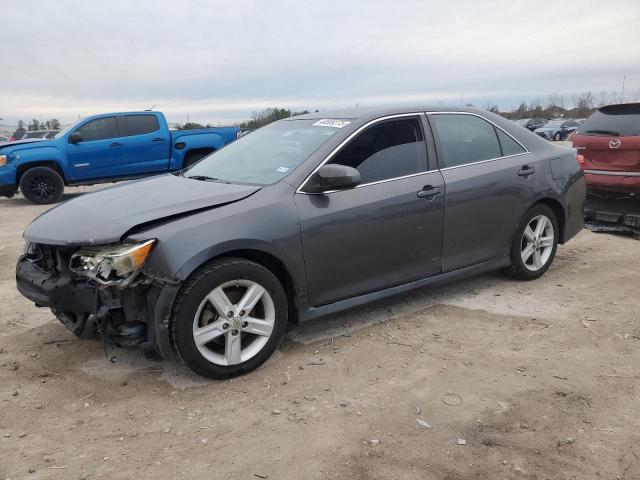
[0,111,239,204]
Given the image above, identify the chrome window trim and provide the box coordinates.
[439,152,531,171]
[296,113,429,194]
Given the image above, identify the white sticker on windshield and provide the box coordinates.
[276,166,290,173]
[313,119,352,128]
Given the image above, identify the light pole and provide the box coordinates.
[621,75,626,103]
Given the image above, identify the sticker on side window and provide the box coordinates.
[276,166,290,173]
[313,119,352,128]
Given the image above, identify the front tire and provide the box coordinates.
[553,132,562,141]
[170,258,288,379]
[19,167,64,204]
[504,204,558,280]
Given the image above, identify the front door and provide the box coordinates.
[66,115,128,181]
[295,115,445,307]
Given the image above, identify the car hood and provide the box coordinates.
[534,127,556,133]
[0,138,47,150]
[24,174,261,245]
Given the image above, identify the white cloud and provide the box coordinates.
[1,0,639,123]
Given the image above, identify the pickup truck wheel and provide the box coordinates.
[170,258,288,379]
[19,167,64,204]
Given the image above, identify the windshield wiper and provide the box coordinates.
[584,129,620,136]
[186,175,221,181]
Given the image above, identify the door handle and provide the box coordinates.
[152,137,165,142]
[417,186,441,200]
[110,142,123,147]
[518,165,536,177]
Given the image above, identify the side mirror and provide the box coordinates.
[306,164,361,193]
[68,132,82,144]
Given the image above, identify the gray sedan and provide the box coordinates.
[16,107,586,378]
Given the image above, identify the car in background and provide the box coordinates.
[571,103,640,232]
[0,111,239,204]
[534,119,580,141]
[8,129,25,142]
[571,103,640,195]
[22,130,60,140]
[514,118,548,131]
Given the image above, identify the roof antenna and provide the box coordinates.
[145,104,157,112]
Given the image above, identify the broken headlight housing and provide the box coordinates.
[69,239,155,287]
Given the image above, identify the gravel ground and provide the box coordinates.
[1,186,639,479]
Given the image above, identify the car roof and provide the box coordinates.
[285,105,494,122]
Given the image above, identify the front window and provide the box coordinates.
[185,119,347,185]
[74,117,119,142]
[328,116,427,184]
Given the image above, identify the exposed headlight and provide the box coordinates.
[0,155,7,167]
[69,239,155,287]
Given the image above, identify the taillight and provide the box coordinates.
[576,154,585,169]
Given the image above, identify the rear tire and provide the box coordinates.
[19,167,64,204]
[504,204,558,280]
[170,258,288,379]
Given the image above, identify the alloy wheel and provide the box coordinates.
[29,174,56,201]
[192,279,275,366]
[520,214,554,271]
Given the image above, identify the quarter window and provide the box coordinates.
[74,117,119,142]
[430,114,502,168]
[496,129,526,156]
[125,115,160,136]
[328,117,427,184]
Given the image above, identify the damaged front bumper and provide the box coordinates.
[15,244,180,360]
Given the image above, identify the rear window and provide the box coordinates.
[579,104,640,137]
[125,115,159,136]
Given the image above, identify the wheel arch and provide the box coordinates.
[533,197,566,243]
[17,161,66,184]
[180,248,301,323]
[184,147,215,162]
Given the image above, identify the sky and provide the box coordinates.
[1,0,639,126]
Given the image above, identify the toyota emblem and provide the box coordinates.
[609,139,621,149]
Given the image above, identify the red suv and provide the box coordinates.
[571,103,640,195]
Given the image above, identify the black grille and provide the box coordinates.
[26,244,77,276]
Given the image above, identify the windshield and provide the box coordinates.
[184,119,347,185]
[544,120,565,128]
[578,104,640,136]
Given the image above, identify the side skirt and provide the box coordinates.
[297,254,510,322]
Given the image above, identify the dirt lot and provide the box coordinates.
[1,187,639,480]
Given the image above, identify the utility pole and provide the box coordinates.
[620,75,627,103]
[460,93,463,106]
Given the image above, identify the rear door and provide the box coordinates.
[428,112,537,272]
[120,114,170,174]
[295,115,445,307]
[66,115,129,180]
